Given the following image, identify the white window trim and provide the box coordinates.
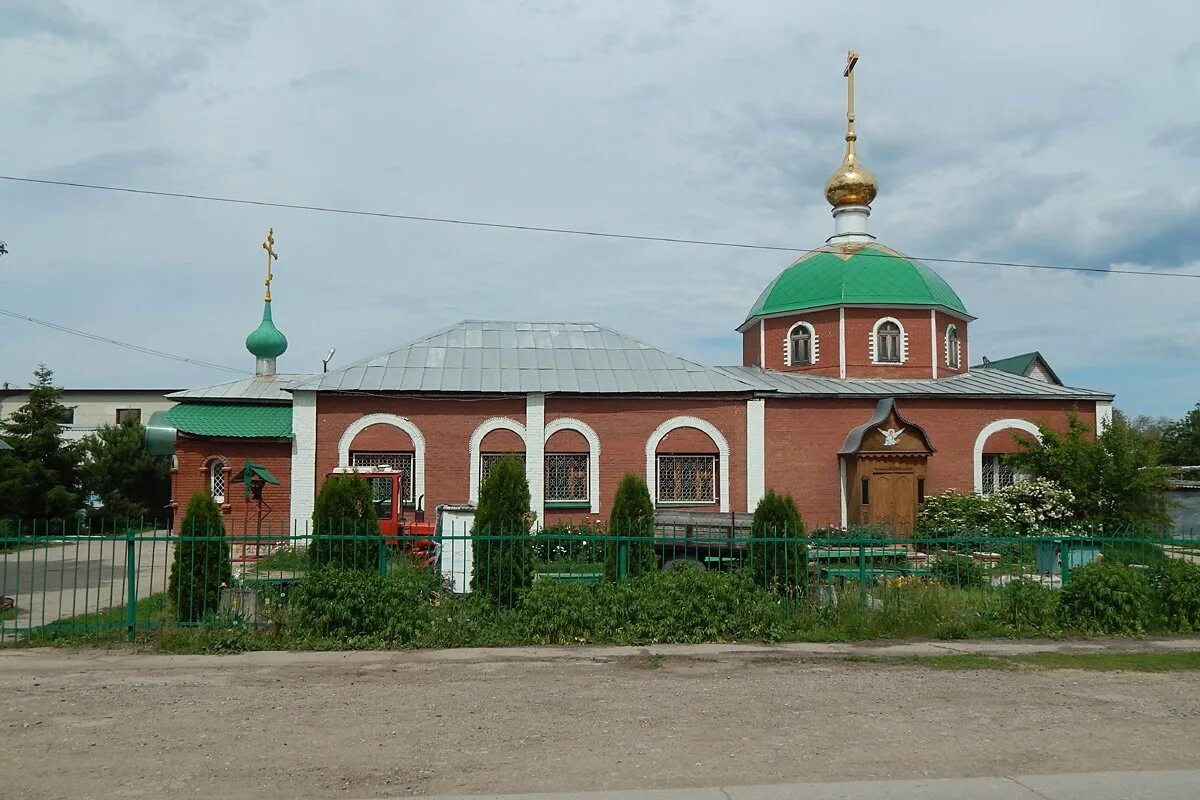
[469,417,527,504]
[644,416,730,513]
[972,419,1042,493]
[544,417,601,512]
[337,413,427,508]
[783,321,819,366]
[869,317,908,364]
[945,324,961,369]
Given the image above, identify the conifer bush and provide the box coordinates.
[470,456,534,605]
[747,490,807,594]
[169,491,232,623]
[604,473,658,580]
[309,475,383,570]
[1149,559,1200,632]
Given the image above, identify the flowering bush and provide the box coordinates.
[916,478,1076,536]
[990,478,1076,534]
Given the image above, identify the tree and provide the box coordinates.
[0,241,7,256]
[1160,401,1200,467]
[0,365,82,523]
[604,472,657,580]
[309,475,382,570]
[748,489,806,594]
[1008,412,1171,531]
[471,455,534,605]
[169,491,232,623]
[79,420,171,523]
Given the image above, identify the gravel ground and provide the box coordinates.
[1,646,1199,800]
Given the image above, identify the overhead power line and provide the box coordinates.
[0,306,245,375]
[2,174,1198,281]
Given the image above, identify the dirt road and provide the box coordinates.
[2,644,1199,799]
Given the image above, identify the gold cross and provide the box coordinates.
[843,50,859,143]
[261,228,279,301]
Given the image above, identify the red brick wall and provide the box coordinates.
[754,310,842,375]
[545,429,588,453]
[763,398,1095,528]
[348,423,416,452]
[935,311,970,376]
[741,323,761,367]
[981,427,1039,454]
[479,428,524,452]
[547,397,747,521]
[315,395,526,516]
[172,435,292,535]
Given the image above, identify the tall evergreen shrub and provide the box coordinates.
[470,456,533,605]
[748,490,807,594]
[604,473,658,580]
[309,475,383,570]
[169,491,232,623]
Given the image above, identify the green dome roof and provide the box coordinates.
[246,300,288,359]
[743,243,968,325]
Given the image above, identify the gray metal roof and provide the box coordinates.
[167,373,310,403]
[291,321,758,394]
[715,365,1114,400]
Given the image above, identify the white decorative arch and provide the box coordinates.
[783,320,820,366]
[545,417,602,513]
[972,418,1042,493]
[469,416,527,503]
[337,413,427,505]
[870,316,909,364]
[645,416,731,513]
[945,324,961,369]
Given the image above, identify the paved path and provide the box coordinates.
[413,770,1200,800]
[1,536,173,633]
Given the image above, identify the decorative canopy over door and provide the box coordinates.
[840,398,934,535]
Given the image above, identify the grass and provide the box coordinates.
[249,547,308,574]
[0,603,18,622]
[26,592,171,643]
[852,650,1200,672]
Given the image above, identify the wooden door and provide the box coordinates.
[872,470,916,535]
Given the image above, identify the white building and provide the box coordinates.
[0,387,180,443]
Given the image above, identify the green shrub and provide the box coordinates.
[517,578,619,644]
[169,492,232,623]
[1059,561,1153,634]
[422,593,520,648]
[930,554,987,589]
[997,578,1060,632]
[533,523,601,567]
[309,475,382,570]
[471,456,534,606]
[604,473,658,581]
[288,563,440,643]
[991,478,1077,534]
[917,490,1003,534]
[1149,559,1200,632]
[748,490,807,596]
[617,568,787,644]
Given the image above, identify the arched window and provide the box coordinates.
[209,461,226,504]
[946,325,961,369]
[872,319,904,364]
[785,322,818,366]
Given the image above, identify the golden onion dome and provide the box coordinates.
[824,135,878,207]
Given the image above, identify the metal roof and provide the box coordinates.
[163,404,293,438]
[973,351,1063,385]
[291,321,758,394]
[167,373,309,403]
[839,398,936,454]
[714,365,1113,400]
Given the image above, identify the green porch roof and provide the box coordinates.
[163,403,293,439]
[743,243,968,326]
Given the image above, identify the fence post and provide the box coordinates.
[1059,537,1071,586]
[125,526,138,641]
[857,540,867,605]
[618,540,630,581]
[378,536,388,577]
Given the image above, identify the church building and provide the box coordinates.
[154,54,1112,537]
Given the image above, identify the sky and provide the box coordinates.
[1,1,1198,417]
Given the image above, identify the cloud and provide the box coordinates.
[0,0,109,43]
[38,48,208,122]
[1154,124,1200,158]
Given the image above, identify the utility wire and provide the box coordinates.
[0,306,245,375]
[3,174,1198,280]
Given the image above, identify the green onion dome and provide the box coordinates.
[245,300,288,359]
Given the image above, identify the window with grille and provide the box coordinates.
[546,453,589,502]
[946,325,961,369]
[210,461,226,504]
[790,326,812,365]
[656,455,718,504]
[980,454,1018,494]
[480,452,523,488]
[876,321,902,363]
[350,451,415,504]
[116,408,141,425]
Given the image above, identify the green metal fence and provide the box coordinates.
[3,517,1199,640]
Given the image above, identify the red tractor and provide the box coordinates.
[330,468,437,568]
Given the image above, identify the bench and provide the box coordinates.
[819,566,931,583]
[535,571,604,586]
[808,545,910,561]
